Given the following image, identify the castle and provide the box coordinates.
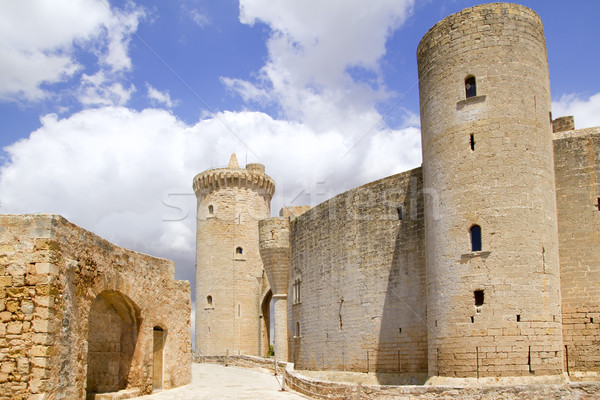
[2,2,600,399]
[194,2,600,383]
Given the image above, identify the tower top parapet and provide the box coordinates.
[192,153,275,200]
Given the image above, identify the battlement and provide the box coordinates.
[192,154,275,201]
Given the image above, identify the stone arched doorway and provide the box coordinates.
[86,290,141,396]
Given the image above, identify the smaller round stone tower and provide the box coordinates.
[258,217,291,361]
[193,154,275,356]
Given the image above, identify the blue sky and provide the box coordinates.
[1,1,599,315]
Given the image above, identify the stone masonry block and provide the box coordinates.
[33,263,58,276]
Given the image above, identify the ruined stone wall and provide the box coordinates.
[554,126,600,378]
[417,3,563,378]
[0,214,190,400]
[288,168,426,375]
[194,158,274,357]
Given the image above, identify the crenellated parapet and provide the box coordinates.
[193,163,275,201]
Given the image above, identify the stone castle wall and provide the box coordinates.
[224,2,600,385]
[194,158,274,357]
[288,168,427,376]
[0,214,190,400]
[554,126,600,378]
[417,3,563,378]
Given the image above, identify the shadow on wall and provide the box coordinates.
[376,168,428,385]
[86,290,141,397]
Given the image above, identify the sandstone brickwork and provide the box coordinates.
[214,2,600,387]
[553,116,576,133]
[0,214,190,400]
[287,169,427,376]
[417,3,563,378]
[554,126,600,379]
[259,217,292,361]
[193,154,274,357]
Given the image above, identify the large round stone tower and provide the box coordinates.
[417,3,563,378]
[193,154,275,356]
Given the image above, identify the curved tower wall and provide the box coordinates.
[288,169,427,375]
[554,126,600,376]
[193,156,274,356]
[417,3,563,377]
[259,217,291,361]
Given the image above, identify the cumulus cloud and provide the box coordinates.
[228,0,415,134]
[0,107,421,285]
[0,0,144,103]
[146,83,179,108]
[0,1,423,303]
[552,92,600,129]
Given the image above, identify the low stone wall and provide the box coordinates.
[195,353,284,373]
[202,355,600,399]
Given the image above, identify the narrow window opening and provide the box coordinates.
[236,247,243,255]
[293,279,302,304]
[207,295,212,306]
[590,317,594,323]
[398,327,402,334]
[208,205,214,215]
[596,198,600,211]
[296,321,300,337]
[470,225,482,252]
[517,314,521,322]
[474,290,484,306]
[470,316,475,323]
[465,76,477,98]
[397,207,403,220]
[470,134,475,151]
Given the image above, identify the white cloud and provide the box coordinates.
[0,106,421,289]
[227,0,415,134]
[220,77,270,104]
[79,72,136,106]
[552,93,600,130]
[146,83,179,108]
[189,9,210,28]
[0,0,144,103]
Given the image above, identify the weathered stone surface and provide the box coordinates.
[417,2,563,378]
[554,126,600,377]
[249,2,600,389]
[0,214,191,400]
[288,169,427,375]
[193,155,274,357]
